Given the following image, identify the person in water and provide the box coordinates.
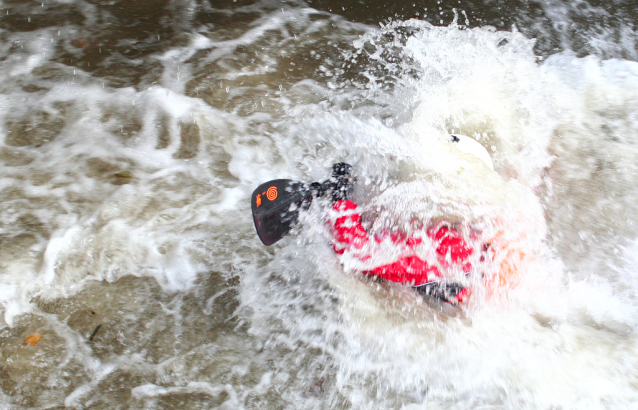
[251,135,523,305]
[325,162,477,304]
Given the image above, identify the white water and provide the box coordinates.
[1,2,638,409]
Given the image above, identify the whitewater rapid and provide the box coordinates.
[1,1,638,409]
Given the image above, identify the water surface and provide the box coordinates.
[1,0,638,408]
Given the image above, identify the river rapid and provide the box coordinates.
[1,0,638,409]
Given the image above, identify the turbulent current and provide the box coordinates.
[1,0,638,409]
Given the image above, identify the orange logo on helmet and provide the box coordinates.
[256,194,262,207]
[266,186,278,201]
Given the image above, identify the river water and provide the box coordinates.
[1,0,638,409]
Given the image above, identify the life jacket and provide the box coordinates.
[329,199,476,303]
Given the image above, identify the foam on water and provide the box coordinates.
[2,2,638,409]
[238,20,638,409]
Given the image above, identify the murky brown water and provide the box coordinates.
[2,0,638,409]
